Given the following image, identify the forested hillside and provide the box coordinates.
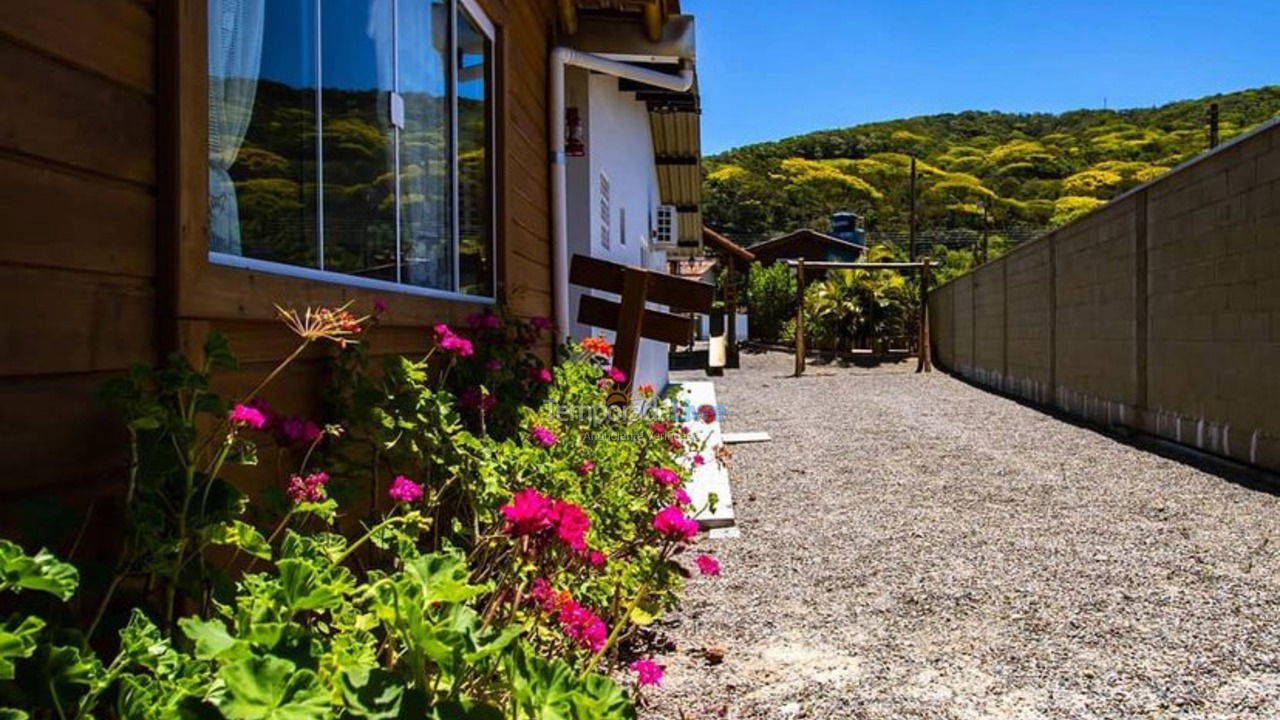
[704,86,1280,240]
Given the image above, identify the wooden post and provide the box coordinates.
[916,258,933,373]
[795,259,806,376]
[612,267,650,394]
[725,261,739,368]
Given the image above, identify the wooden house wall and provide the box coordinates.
[0,0,557,513]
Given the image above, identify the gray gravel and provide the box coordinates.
[643,351,1280,720]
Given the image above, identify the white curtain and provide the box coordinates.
[208,0,266,255]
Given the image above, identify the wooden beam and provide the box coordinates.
[794,258,805,376]
[611,268,649,393]
[577,295,694,346]
[916,258,933,373]
[780,260,928,270]
[570,255,713,313]
[643,0,663,42]
[559,0,578,35]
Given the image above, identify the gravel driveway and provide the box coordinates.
[644,351,1280,720]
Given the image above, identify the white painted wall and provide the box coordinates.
[564,68,670,392]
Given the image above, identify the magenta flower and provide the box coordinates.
[372,297,388,314]
[558,600,607,653]
[501,488,555,537]
[649,421,671,436]
[229,403,268,429]
[673,487,692,505]
[646,467,681,487]
[527,367,554,384]
[388,475,423,504]
[485,357,503,371]
[466,311,501,330]
[551,500,591,552]
[530,425,558,448]
[630,659,664,687]
[588,550,607,568]
[433,323,474,357]
[695,553,721,576]
[530,316,552,332]
[279,416,323,446]
[460,386,497,412]
[604,366,627,385]
[653,505,699,542]
[286,471,330,504]
[577,459,596,476]
[692,453,706,467]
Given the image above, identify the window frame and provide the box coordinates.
[168,0,505,333]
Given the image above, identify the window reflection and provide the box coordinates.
[320,0,396,281]
[457,6,492,296]
[217,0,318,267]
[400,1,452,289]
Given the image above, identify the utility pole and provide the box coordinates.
[1208,102,1220,150]
[981,202,990,264]
[908,156,917,260]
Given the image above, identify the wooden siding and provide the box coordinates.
[0,0,557,502]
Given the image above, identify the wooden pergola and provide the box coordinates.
[783,258,934,377]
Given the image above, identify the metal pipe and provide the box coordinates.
[549,47,694,342]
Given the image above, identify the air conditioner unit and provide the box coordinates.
[654,204,677,247]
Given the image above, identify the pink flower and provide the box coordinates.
[558,600,607,653]
[527,367,554,384]
[673,488,692,505]
[372,298,388,313]
[528,577,560,613]
[649,421,671,436]
[286,471,330,504]
[279,416,323,446]
[695,553,721,576]
[692,453,706,467]
[433,323,474,357]
[530,425,558,448]
[588,550,607,568]
[647,467,681,487]
[501,488,555,537]
[229,403,268,429]
[466,311,501,330]
[460,386,497,412]
[551,500,591,552]
[667,435,684,452]
[530,316,552,332]
[604,366,627,385]
[653,505,699,542]
[485,357,503,371]
[577,460,596,476]
[388,475,423,504]
[630,659,664,686]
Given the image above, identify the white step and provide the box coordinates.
[673,381,735,529]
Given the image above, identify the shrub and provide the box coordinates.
[746,261,796,342]
[0,305,718,719]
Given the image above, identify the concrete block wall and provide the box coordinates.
[927,119,1280,472]
[1002,240,1053,404]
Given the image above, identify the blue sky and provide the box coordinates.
[685,0,1280,154]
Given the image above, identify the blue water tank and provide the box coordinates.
[830,211,865,246]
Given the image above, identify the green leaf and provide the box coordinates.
[217,655,331,720]
[180,617,242,661]
[337,668,404,720]
[204,330,239,372]
[0,615,45,680]
[0,708,30,720]
[403,553,486,605]
[0,540,79,600]
[203,521,273,561]
[276,559,345,614]
[427,699,504,720]
[119,608,179,675]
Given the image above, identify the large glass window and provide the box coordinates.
[207,0,495,298]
